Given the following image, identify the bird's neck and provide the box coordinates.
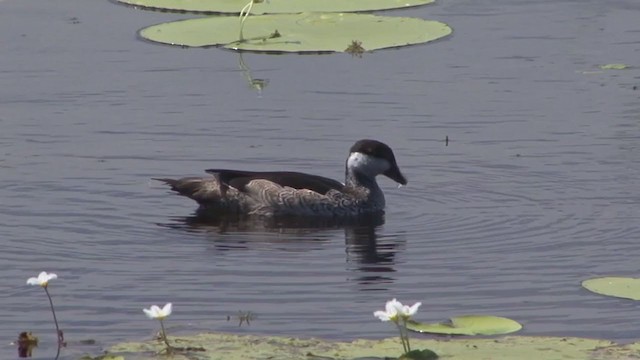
[345,168,385,207]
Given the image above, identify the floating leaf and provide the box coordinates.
[139,13,452,54]
[599,63,628,70]
[117,0,435,14]
[400,349,439,360]
[406,315,522,336]
[582,277,640,300]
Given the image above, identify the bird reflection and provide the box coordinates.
[161,208,386,234]
[345,224,399,287]
[158,211,402,286]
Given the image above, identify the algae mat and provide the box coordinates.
[139,13,452,53]
[106,332,640,360]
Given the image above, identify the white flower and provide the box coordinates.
[398,301,421,319]
[26,271,58,287]
[374,298,402,321]
[374,298,421,322]
[143,303,172,320]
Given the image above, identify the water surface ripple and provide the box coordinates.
[1,0,640,359]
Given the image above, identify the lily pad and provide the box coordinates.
[582,277,640,300]
[599,63,628,70]
[139,13,452,53]
[406,315,522,336]
[117,0,435,15]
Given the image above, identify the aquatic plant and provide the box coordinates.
[374,298,421,353]
[16,331,38,357]
[108,332,636,359]
[406,314,522,336]
[116,0,435,15]
[139,13,452,53]
[582,277,640,300]
[239,0,266,41]
[142,303,173,353]
[26,271,63,359]
[226,310,256,326]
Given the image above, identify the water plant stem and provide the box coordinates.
[159,319,173,353]
[238,0,254,41]
[43,286,61,360]
[394,321,408,353]
[401,318,411,352]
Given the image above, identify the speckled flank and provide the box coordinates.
[156,139,406,217]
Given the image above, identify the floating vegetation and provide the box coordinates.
[400,349,439,360]
[238,54,269,95]
[116,0,435,15]
[16,331,38,358]
[226,311,256,326]
[345,40,365,57]
[139,13,452,54]
[406,315,522,336]
[107,331,640,360]
[77,355,125,360]
[238,0,265,41]
[582,277,640,301]
[599,63,629,70]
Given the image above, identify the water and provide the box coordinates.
[1,0,639,358]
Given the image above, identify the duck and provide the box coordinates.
[155,139,407,217]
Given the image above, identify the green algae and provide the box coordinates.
[103,331,640,360]
[78,355,124,360]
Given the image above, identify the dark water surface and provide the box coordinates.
[1,0,640,358]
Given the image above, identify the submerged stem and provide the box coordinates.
[43,286,61,360]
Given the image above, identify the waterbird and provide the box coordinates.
[156,139,406,217]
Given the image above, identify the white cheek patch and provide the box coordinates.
[346,152,367,169]
[347,152,389,176]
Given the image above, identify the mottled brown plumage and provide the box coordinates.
[156,139,406,217]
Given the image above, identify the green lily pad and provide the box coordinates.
[139,13,452,53]
[582,277,640,300]
[599,63,628,70]
[406,315,522,336]
[117,0,435,15]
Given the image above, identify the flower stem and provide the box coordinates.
[159,319,173,353]
[43,286,61,360]
[394,321,408,353]
[401,318,411,352]
[238,0,254,41]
